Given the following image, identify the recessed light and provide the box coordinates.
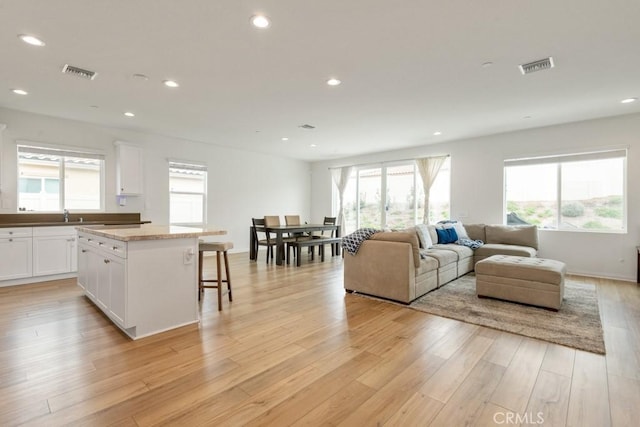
[523,115,532,119]
[327,78,341,86]
[433,131,442,136]
[132,73,149,81]
[11,89,28,95]
[163,80,179,88]
[309,144,317,148]
[281,137,289,141]
[621,98,637,104]
[124,112,135,117]
[481,61,493,68]
[251,15,270,28]
[18,34,45,47]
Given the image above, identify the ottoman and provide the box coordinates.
[475,255,566,310]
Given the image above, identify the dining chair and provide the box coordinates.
[264,215,297,263]
[285,215,313,241]
[284,215,301,226]
[252,217,277,263]
[313,216,340,256]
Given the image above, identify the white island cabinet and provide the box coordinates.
[77,224,226,339]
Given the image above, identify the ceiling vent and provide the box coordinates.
[61,64,97,80]
[519,57,554,75]
[298,124,315,129]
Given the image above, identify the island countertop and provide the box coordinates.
[76,224,227,242]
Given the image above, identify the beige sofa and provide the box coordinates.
[343,223,538,304]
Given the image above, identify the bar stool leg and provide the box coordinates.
[198,250,203,301]
[216,251,223,311]
[224,251,232,301]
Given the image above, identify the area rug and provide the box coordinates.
[409,274,606,354]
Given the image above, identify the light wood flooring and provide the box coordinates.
[1,251,639,426]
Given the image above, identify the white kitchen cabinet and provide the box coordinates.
[77,243,89,291]
[94,252,126,326]
[0,227,33,281]
[78,232,130,329]
[96,254,111,311]
[83,245,100,300]
[115,142,143,195]
[108,256,126,326]
[33,226,77,277]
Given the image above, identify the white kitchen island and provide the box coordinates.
[76,224,226,340]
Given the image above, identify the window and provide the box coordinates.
[339,159,450,234]
[169,161,207,225]
[504,149,626,232]
[357,167,383,229]
[17,145,104,212]
[427,158,450,224]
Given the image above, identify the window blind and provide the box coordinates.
[168,160,207,172]
[17,145,105,160]
[505,149,626,167]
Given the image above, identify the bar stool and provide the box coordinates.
[198,241,233,311]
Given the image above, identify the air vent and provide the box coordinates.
[519,57,554,75]
[298,124,315,129]
[61,64,97,80]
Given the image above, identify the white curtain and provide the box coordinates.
[416,156,448,224]
[331,166,353,227]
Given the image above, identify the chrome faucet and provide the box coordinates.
[63,209,69,222]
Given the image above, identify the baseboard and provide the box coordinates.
[566,270,636,283]
[0,272,78,288]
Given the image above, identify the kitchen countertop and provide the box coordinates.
[76,224,227,242]
[0,221,151,228]
[0,212,147,228]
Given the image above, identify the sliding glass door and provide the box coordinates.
[338,159,450,234]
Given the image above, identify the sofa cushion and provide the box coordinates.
[475,255,565,286]
[485,225,538,250]
[464,223,486,242]
[416,256,439,275]
[432,243,474,259]
[371,231,421,266]
[474,243,537,259]
[421,248,459,266]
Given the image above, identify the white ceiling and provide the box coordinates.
[1,0,639,162]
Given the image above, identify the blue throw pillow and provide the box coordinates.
[436,227,458,244]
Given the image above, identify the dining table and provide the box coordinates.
[249,223,341,265]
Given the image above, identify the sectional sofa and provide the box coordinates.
[343,223,538,304]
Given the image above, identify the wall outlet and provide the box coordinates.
[183,249,194,265]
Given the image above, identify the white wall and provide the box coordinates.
[0,108,311,253]
[311,113,640,281]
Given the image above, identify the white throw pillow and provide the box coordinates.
[415,224,433,248]
[427,225,439,245]
[452,222,469,240]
